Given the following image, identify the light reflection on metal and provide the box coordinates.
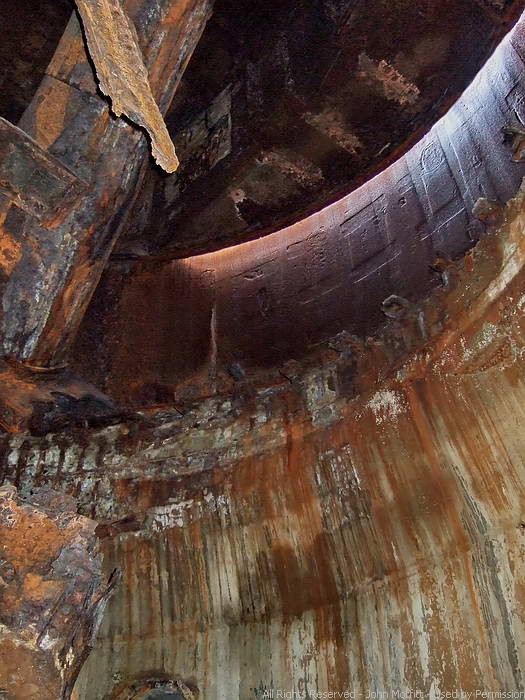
[176,18,514,267]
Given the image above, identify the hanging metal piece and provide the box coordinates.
[74,0,180,173]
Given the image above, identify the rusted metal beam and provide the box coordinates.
[73,0,179,173]
[0,484,120,700]
[0,118,87,228]
[0,0,213,432]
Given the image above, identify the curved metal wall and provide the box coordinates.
[75,12,525,403]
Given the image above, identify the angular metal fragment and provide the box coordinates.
[74,0,180,173]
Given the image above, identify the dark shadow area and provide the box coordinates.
[0,0,72,123]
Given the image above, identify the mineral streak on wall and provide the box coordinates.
[0,174,524,697]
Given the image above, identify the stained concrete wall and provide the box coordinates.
[74,333,525,697]
[1,182,524,698]
[3,11,525,700]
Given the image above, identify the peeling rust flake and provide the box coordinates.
[74,0,180,173]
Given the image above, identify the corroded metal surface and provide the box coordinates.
[0,0,213,437]
[0,485,118,700]
[0,0,212,372]
[1,5,525,699]
[3,178,525,517]
[74,0,179,173]
[76,189,525,695]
